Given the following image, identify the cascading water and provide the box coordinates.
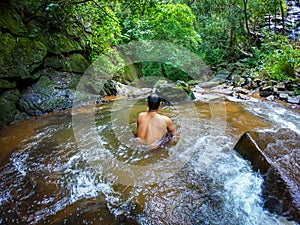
[286,0,300,40]
[0,96,299,225]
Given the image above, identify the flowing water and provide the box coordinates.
[0,95,299,225]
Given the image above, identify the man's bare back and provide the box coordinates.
[137,111,175,144]
[136,93,177,148]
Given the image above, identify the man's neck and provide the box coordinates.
[149,109,158,113]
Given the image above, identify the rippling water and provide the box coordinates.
[0,96,299,225]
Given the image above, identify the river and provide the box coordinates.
[0,94,299,225]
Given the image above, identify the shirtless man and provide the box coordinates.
[136,93,177,148]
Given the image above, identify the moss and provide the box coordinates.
[68,53,90,73]
[47,33,82,54]
[0,79,16,89]
[0,4,27,35]
[12,37,47,79]
[0,89,20,127]
[0,33,16,78]
[44,56,65,70]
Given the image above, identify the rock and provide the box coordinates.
[191,85,206,93]
[213,69,231,82]
[232,87,250,95]
[287,95,300,104]
[47,33,83,54]
[154,80,195,102]
[0,79,16,90]
[234,129,300,223]
[44,54,90,73]
[0,4,27,35]
[12,38,47,79]
[259,86,274,97]
[0,32,16,78]
[19,69,81,116]
[68,54,90,73]
[0,89,20,127]
[100,80,151,98]
[266,95,275,101]
[278,92,290,100]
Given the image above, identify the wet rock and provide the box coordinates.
[12,38,47,79]
[259,86,275,97]
[44,54,90,73]
[266,95,275,101]
[287,95,300,104]
[0,4,27,35]
[234,128,300,223]
[0,89,20,127]
[19,69,81,116]
[154,80,195,102]
[0,79,16,90]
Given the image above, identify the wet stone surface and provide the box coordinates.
[234,128,300,223]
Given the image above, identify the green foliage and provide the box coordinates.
[71,2,122,61]
[196,16,230,65]
[253,35,300,82]
[149,4,201,49]
[119,3,201,82]
[11,0,299,86]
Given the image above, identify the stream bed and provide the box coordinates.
[0,95,299,225]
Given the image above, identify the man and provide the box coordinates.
[136,93,178,148]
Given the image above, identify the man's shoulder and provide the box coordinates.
[138,112,147,119]
[160,114,171,121]
[139,112,147,116]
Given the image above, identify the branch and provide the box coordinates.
[91,0,118,22]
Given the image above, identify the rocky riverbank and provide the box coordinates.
[0,1,91,127]
[189,62,300,108]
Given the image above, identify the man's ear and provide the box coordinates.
[159,102,163,107]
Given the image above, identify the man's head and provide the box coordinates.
[147,93,161,111]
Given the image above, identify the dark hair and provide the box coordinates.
[148,93,161,110]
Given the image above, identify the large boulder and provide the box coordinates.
[153,80,195,103]
[234,128,300,223]
[19,69,81,116]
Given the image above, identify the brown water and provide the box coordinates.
[0,95,299,225]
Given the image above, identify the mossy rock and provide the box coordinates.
[44,54,90,73]
[67,54,90,73]
[47,33,83,54]
[0,89,20,127]
[12,37,47,79]
[0,4,27,35]
[19,70,81,116]
[0,33,16,78]
[44,56,66,70]
[154,80,195,102]
[0,79,16,89]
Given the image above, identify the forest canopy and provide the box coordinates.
[13,0,300,83]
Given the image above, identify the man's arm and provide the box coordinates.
[165,117,179,142]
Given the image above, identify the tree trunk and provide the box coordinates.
[243,0,252,50]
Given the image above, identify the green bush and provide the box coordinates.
[253,35,300,82]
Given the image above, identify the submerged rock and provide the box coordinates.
[234,128,300,223]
